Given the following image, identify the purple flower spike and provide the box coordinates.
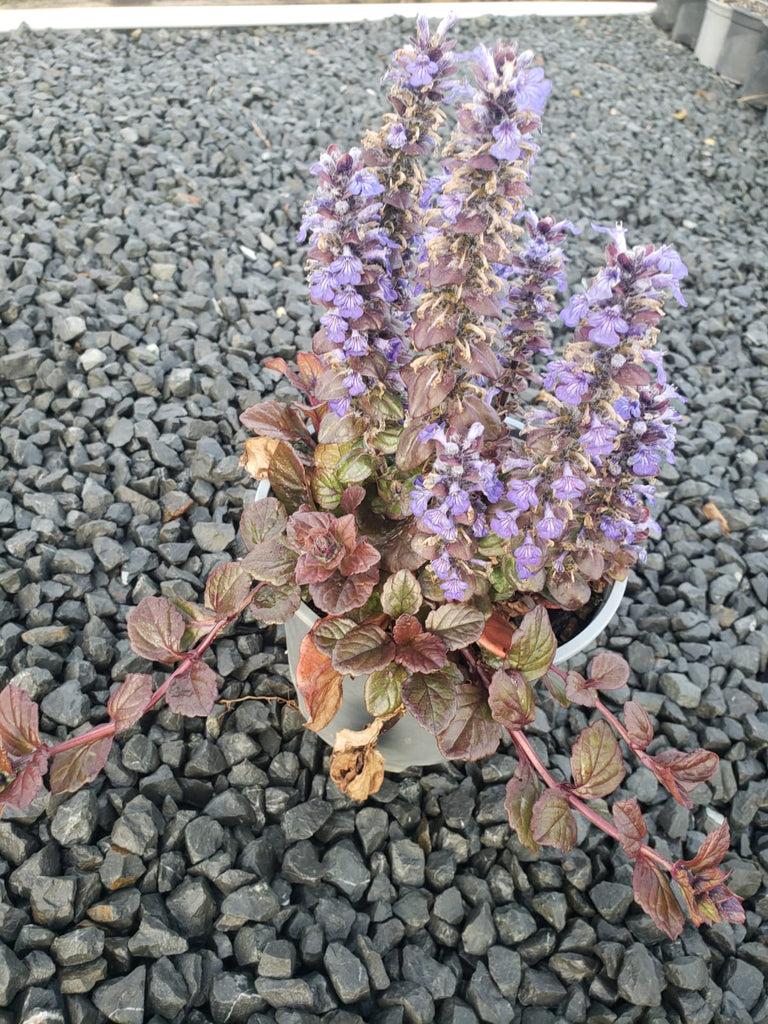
[329,252,364,286]
[580,416,619,459]
[347,170,385,197]
[442,571,468,601]
[310,267,338,303]
[406,53,439,87]
[422,506,458,542]
[430,551,453,580]
[587,306,629,347]
[321,308,349,343]
[333,286,365,321]
[490,119,522,161]
[514,533,543,577]
[560,292,590,328]
[489,508,521,538]
[506,476,540,512]
[342,371,367,398]
[536,503,565,540]
[550,463,587,502]
[387,123,408,148]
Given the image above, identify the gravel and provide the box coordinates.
[1,11,767,1024]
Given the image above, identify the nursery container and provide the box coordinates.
[254,481,630,772]
[671,0,708,47]
[695,0,734,66]
[716,3,768,82]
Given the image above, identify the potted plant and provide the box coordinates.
[0,17,744,943]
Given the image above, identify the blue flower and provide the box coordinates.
[514,533,543,578]
[506,476,540,512]
[536,503,565,540]
[489,507,521,538]
[406,53,439,87]
[579,416,619,459]
[387,123,408,149]
[347,170,385,197]
[333,286,365,321]
[310,267,338,303]
[550,463,587,502]
[441,571,468,601]
[329,252,363,286]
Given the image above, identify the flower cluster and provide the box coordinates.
[408,422,503,598]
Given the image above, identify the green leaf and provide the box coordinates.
[126,597,186,665]
[49,736,113,797]
[331,624,395,675]
[311,616,358,657]
[425,603,487,652]
[506,606,556,681]
[337,451,375,486]
[488,669,535,728]
[268,441,311,513]
[365,664,407,718]
[570,720,626,799]
[204,562,253,618]
[504,756,541,853]
[238,497,288,550]
[381,570,423,618]
[368,426,401,455]
[241,538,297,586]
[107,674,153,732]
[166,662,218,718]
[311,467,344,510]
[250,582,302,625]
[530,789,577,852]
[436,684,502,761]
[401,663,462,734]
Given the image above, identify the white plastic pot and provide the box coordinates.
[695,0,733,68]
[255,478,629,772]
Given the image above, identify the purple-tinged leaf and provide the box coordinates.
[204,562,253,618]
[166,662,218,718]
[365,664,407,718]
[331,624,395,675]
[126,597,186,665]
[436,684,502,761]
[542,669,570,709]
[670,820,745,928]
[488,669,535,729]
[241,538,298,586]
[530,789,577,853]
[587,652,630,691]
[339,485,366,515]
[613,798,648,858]
[632,858,685,940]
[268,441,312,514]
[49,736,112,797]
[296,632,344,732]
[0,684,41,756]
[381,570,423,619]
[570,720,626,799]
[395,421,435,471]
[648,748,718,809]
[168,597,217,643]
[107,674,153,732]
[395,632,448,674]
[317,412,366,444]
[239,498,288,550]
[250,581,302,625]
[309,565,379,616]
[411,317,456,352]
[547,575,592,611]
[239,399,314,444]
[506,606,557,682]
[402,366,456,418]
[428,256,468,288]
[564,670,596,707]
[401,663,462,735]
[425,604,487,652]
[624,701,654,751]
[504,756,541,853]
[463,292,504,320]
[0,747,48,810]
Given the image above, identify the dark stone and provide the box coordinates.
[148,956,189,1019]
[517,967,567,1007]
[259,939,296,979]
[721,957,764,1011]
[210,972,263,1024]
[323,942,370,1003]
[219,882,281,927]
[617,944,665,1007]
[29,877,77,929]
[379,981,436,1024]
[0,940,30,1005]
[51,926,105,966]
[322,842,371,902]
[402,945,457,1000]
[166,877,217,939]
[92,965,146,1024]
[282,799,333,842]
[466,962,514,1024]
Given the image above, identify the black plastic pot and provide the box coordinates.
[671,0,708,48]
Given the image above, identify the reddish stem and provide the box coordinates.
[42,589,258,763]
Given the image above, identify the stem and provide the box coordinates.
[41,589,260,763]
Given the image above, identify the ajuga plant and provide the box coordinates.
[0,17,744,941]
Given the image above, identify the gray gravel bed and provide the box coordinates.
[1,13,767,1024]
